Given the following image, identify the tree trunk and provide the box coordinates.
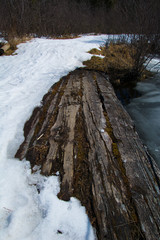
[16,69,160,240]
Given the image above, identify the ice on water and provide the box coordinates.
[127,63,160,167]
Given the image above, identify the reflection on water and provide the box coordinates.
[125,72,160,168]
[115,86,141,105]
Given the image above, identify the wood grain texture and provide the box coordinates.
[16,69,160,240]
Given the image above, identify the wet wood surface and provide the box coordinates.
[16,69,160,240]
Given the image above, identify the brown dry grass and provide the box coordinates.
[88,46,106,56]
[84,42,150,84]
[5,36,33,55]
[83,56,107,72]
[84,43,135,72]
[52,34,80,40]
[105,43,135,71]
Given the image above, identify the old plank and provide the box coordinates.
[16,69,160,240]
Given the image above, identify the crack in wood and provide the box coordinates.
[15,69,160,240]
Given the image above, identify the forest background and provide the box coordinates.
[0,0,160,38]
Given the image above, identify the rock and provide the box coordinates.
[16,69,160,240]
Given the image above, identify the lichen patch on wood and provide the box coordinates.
[16,69,160,240]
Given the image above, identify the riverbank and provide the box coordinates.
[84,41,160,169]
[126,59,160,168]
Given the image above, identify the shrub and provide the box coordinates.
[84,34,160,85]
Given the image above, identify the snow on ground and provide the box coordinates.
[0,36,7,43]
[146,57,160,72]
[0,35,108,240]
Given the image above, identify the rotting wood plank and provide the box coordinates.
[16,69,160,240]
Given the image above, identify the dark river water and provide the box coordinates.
[117,58,160,169]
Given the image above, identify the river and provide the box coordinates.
[125,58,160,168]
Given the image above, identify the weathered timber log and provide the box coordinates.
[0,43,10,55]
[16,69,160,240]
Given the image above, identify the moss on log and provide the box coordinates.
[16,69,160,240]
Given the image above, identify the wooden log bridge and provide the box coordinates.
[16,69,160,240]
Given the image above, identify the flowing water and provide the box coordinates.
[124,59,160,168]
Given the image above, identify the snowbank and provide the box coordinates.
[0,35,108,240]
